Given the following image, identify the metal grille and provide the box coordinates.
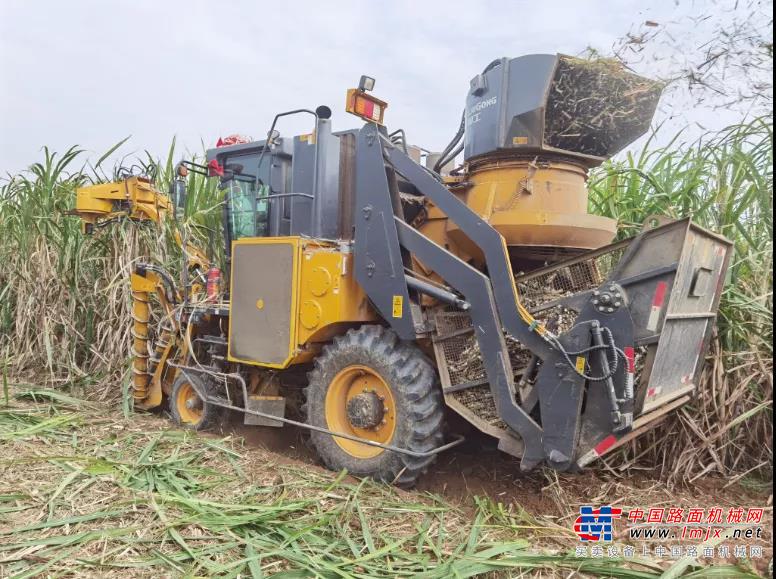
[452,385,508,429]
[516,245,627,308]
[433,310,503,428]
[443,333,486,386]
[506,305,578,376]
[435,304,579,381]
[435,310,474,334]
[433,241,628,431]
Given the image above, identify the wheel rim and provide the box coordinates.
[176,382,204,425]
[324,364,397,458]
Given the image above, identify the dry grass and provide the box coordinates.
[0,386,767,577]
[0,121,771,489]
[545,56,664,157]
[589,119,773,484]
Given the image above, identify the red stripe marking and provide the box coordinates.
[594,435,617,456]
[652,281,668,307]
[624,347,635,373]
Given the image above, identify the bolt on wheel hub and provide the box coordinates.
[324,364,397,459]
[346,391,385,429]
[186,397,202,410]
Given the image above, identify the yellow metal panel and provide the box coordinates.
[226,239,375,367]
[295,243,376,347]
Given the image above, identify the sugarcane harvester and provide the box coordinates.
[73,55,732,484]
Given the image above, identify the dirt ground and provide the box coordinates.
[225,411,774,575]
[2,390,771,577]
[228,412,771,507]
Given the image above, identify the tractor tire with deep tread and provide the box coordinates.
[305,325,444,486]
[170,373,223,431]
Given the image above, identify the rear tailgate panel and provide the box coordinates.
[641,223,732,412]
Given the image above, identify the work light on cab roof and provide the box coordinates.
[346,75,386,124]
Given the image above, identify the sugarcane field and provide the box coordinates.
[0,1,773,577]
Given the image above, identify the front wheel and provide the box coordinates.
[170,373,222,431]
[305,325,444,486]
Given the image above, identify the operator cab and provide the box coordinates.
[199,113,355,250]
[207,140,283,241]
[176,78,394,249]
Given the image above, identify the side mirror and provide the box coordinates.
[170,163,191,217]
[169,179,187,217]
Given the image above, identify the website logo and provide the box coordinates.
[574,506,623,542]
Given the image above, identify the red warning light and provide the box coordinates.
[207,159,224,177]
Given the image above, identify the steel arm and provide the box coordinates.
[353,124,553,468]
[394,220,545,468]
[353,126,415,339]
[352,124,641,470]
[73,176,210,272]
[383,143,554,358]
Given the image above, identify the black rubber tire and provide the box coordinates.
[305,325,444,486]
[169,373,223,431]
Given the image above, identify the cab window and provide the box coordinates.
[227,180,269,238]
[220,152,271,239]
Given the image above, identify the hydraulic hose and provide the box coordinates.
[432,59,502,174]
[435,141,464,174]
[140,263,179,305]
[546,322,625,382]
[433,110,465,173]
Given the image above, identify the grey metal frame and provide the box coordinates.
[354,123,553,469]
[351,123,732,472]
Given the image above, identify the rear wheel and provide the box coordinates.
[170,373,222,431]
[305,325,444,486]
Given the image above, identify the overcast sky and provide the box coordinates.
[0,0,758,175]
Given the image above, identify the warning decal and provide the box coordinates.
[392,295,403,318]
[646,281,668,332]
